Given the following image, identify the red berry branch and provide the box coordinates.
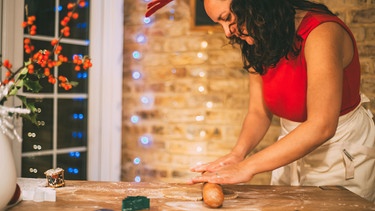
[1,0,92,90]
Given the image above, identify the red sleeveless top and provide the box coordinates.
[261,12,361,122]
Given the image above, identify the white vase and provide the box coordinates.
[0,131,17,210]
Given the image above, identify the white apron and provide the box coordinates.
[271,94,375,202]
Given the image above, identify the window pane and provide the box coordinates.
[22,155,53,178]
[22,98,54,152]
[57,43,89,94]
[59,0,90,40]
[24,0,56,36]
[23,40,55,93]
[57,152,87,180]
[57,98,88,148]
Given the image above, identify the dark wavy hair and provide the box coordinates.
[226,0,335,74]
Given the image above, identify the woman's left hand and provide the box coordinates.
[189,162,253,184]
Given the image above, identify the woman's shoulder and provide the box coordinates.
[298,11,347,39]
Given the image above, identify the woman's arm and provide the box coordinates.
[231,73,273,159]
[192,22,352,184]
[190,72,273,172]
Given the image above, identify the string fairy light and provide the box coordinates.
[132,71,142,80]
[134,176,141,182]
[132,51,142,60]
[139,135,152,146]
[133,157,141,165]
[130,115,140,124]
[135,33,147,43]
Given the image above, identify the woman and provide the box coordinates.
[188,0,375,202]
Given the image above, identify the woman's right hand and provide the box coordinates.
[190,152,244,173]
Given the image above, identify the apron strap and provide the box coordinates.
[342,149,355,180]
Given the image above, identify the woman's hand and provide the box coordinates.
[190,161,254,184]
[190,152,244,173]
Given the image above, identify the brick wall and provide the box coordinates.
[121,0,375,184]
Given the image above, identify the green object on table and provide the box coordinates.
[122,196,150,211]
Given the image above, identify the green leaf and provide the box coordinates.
[7,85,20,96]
[23,78,43,93]
[24,60,31,66]
[20,66,29,75]
[70,81,79,87]
[21,112,38,125]
[17,95,38,125]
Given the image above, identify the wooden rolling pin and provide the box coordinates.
[202,182,224,208]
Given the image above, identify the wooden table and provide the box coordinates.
[9,179,375,211]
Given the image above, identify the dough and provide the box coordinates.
[202,183,224,208]
[162,184,238,201]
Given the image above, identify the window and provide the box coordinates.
[1,0,123,181]
[20,0,90,180]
